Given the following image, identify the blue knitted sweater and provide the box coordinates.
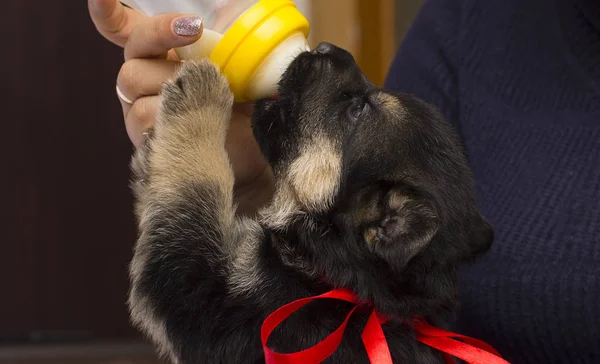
[384,0,600,363]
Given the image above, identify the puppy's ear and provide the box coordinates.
[360,186,439,268]
[465,213,494,260]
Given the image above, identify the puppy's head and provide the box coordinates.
[253,42,493,315]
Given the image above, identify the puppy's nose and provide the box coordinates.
[315,42,335,54]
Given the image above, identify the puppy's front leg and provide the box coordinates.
[128,60,235,363]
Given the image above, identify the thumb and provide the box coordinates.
[88,0,146,47]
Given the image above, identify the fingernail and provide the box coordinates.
[173,16,203,37]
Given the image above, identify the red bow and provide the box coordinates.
[261,288,510,364]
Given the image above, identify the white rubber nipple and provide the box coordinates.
[246,32,311,100]
[175,29,224,60]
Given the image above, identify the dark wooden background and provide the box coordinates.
[0,0,141,345]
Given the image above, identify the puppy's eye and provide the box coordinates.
[348,98,369,121]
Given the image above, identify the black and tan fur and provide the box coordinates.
[128,42,493,364]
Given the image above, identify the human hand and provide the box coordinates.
[88,0,274,213]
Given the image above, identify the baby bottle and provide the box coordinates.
[120,0,311,102]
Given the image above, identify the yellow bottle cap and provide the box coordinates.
[209,0,310,102]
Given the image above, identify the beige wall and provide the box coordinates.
[307,0,361,56]
[303,0,423,86]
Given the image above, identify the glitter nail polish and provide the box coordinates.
[173,16,203,37]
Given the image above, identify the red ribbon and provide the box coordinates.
[261,288,510,364]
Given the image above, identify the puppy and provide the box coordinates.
[127,42,493,364]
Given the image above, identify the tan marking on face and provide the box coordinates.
[258,136,341,229]
[375,93,405,118]
[287,135,342,212]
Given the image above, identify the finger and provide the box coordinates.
[125,95,160,148]
[124,14,203,61]
[233,101,255,118]
[88,0,146,47]
[117,58,179,113]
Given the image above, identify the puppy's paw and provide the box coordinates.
[160,59,234,118]
[363,190,439,268]
[364,215,400,248]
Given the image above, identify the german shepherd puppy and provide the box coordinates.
[128,42,493,364]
